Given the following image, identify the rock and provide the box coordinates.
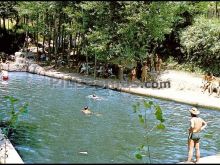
[14,52,22,58]
[63,75,71,80]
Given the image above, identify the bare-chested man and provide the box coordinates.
[81,106,92,115]
[187,107,207,163]
[81,106,102,116]
[141,62,149,82]
[202,72,215,93]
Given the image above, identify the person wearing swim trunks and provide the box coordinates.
[187,107,207,163]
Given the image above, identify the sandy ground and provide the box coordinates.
[158,70,203,91]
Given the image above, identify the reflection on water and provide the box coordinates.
[0,72,220,163]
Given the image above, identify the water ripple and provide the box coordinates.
[0,72,219,163]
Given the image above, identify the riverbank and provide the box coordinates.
[25,63,220,111]
[1,60,220,110]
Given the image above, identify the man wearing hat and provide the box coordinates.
[187,107,207,163]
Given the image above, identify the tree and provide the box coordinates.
[0,1,17,30]
[180,16,220,75]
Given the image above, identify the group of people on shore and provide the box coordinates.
[130,54,163,82]
[201,72,220,97]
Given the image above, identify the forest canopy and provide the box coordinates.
[0,1,220,75]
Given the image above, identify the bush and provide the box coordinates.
[180,16,220,76]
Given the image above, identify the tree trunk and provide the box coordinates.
[86,54,89,75]
[7,19,9,30]
[69,21,73,49]
[58,13,62,52]
[23,15,25,24]
[52,17,55,55]
[32,21,36,42]
[68,21,72,67]
[118,65,124,81]
[3,17,6,30]
[52,15,55,56]
[75,33,79,58]
[82,34,88,75]
[48,37,51,62]
[62,25,65,55]
[54,15,58,67]
[36,14,39,62]
[43,35,45,53]
[94,53,97,79]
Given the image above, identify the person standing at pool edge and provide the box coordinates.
[187,107,207,163]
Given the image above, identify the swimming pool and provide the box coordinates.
[0,72,219,163]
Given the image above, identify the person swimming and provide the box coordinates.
[81,106,102,116]
[81,106,92,115]
[87,94,104,100]
[92,94,99,99]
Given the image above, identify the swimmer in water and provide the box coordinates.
[92,94,99,99]
[87,94,104,100]
[81,106,102,116]
[81,106,92,115]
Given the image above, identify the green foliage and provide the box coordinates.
[135,153,143,160]
[165,56,206,74]
[0,1,17,19]
[156,123,165,129]
[180,16,220,75]
[154,104,165,123]
[115,1,179,63]
[3,1,218,75]
[0,96,29,137]
[132,100,165,163]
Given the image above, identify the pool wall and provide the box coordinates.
[0,130,23,164]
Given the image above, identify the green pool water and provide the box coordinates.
[0,72,219,163]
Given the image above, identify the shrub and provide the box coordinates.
[180,16,220,76]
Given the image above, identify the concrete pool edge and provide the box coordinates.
[0,130,24,164]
